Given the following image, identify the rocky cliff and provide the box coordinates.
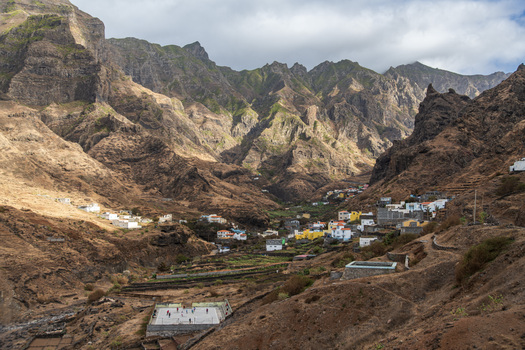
[0,0,512,206]
[368,64,525,224]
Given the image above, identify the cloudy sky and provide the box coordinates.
[69,0,525,75]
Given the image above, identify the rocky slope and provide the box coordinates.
[105,37,508,200]
[368,64,525,224]
[0,0,513,205]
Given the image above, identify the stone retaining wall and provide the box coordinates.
[432,235,459,251]
[146,324,214,337]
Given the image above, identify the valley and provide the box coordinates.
[0,0,524,349]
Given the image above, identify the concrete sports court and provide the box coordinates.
[147,301,233,336]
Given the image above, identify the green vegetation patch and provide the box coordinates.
[455,236,514,285]
[495,176,525,197]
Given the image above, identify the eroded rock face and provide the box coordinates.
[0,15,100,106]
[370,84,471,184]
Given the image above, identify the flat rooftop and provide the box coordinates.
[346,261,397,269]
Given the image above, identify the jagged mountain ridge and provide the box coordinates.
[0,0,511,205]
[106,38,509,199]
[368,64,525,224]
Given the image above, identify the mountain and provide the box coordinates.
[0,0,511,210]
[105,38,508,200]
[369,64,525,224]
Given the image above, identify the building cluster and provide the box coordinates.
[324,184,370,202]
[260,191,451,252]
[200,214,227,224]
[99,210,153,229]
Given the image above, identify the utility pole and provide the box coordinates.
[473,189,477,224]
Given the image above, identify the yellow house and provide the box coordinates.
[295,229,325,241]
[350,211,362,222]
[401,220,428,227]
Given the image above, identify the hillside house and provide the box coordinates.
[266,239,283,251]
[359,237,378,247]
[338,211,351,221]
[329,220,346,230]
[101,212,118,220]
[217,230,234,239]
[78,203,100,213]
[112,219,141,229]
[510,158,525,172]
[330,227,353,241]
[55,198,71,205]
[233,232,247,241]
[378,197,392,207]
[262,229,278,237]
[309,221,327,230]
[284,219,300,231]
[207,215,227,224]
[158,214,173,223]
[399,220,428,235]
[295,229,325,241]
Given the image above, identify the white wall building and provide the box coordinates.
[78,203,100,213]
[510,158,525,172]
[158,214,173,223]
[112,220,141,229]
[101,212,119,220]
[331,227,353,241]
[358,218,375,232]
[360,237,378,247]
[266,239,283,251]
[338,211,351,221]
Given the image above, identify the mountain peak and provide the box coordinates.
[183,41,209,61]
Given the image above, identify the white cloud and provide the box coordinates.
[70,0,525,74]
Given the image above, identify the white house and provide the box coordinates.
[338,211,351,221]
[510,158,525,172]
[358,218,375,232]
[266,239,283,251]
[112,219,141,229]
[205,214,227,224]
[359,237,378,247]
[78,203,100,213]
[405,202,423,212]
[233,232,247,241]
[217,230,234,239]
[158,214,173,223]
[331,227,353,241]
[56,198,71,205]
[101,212,119,220]
[261,229,278,237]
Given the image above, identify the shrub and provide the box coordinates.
[209,289,220,297]
[422,222,438,235]
[87,289,105,304]
[455,236,513,284]
[496,176,525,197]
[157,262,170,272]
[392,233,419,248]
[261,289,279,305]
[281,275,313,297]
[176,254,190,264]
[331,252,354,268]
[84,283,94,291]
[278,292,289,300]
[438,215,461,231]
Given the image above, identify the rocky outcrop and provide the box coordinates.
[370,84,471,184]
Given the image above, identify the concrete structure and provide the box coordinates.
[112,219,141,229]
[77,203,100,213]
[55,198,71,205]
[359,237,378,247]
[342,261,397,280]
[295,229,325,241]
[510,158,525,172]
[338,211,351,221]
[330,227,353,241]
[398,220,428,235]
[266,239,283,251]
[202,214,227,224]
[101,212,118,220]
[262,229,278,237]
[147,301,232,337]
[158,214,173,223]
